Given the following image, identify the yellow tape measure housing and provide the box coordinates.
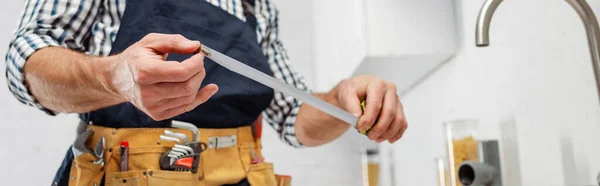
[359,101,372,135]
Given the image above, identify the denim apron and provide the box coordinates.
[52,0,274,185]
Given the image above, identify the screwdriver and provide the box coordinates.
[120,141,129,172]
[249,143,262,164]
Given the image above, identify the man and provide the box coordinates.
[5,0,407,185]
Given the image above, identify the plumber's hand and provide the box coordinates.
[335,75,407,143]
[104,33,218,121]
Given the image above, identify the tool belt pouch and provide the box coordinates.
[246,162,277,186]
[104,146,200,186]
[71,126,200,186]
[68,153,104,186]
[75,125,281,186]
[105,168,198,186]
[201,145,246,185]
[239,141,277,186]
[104,136,201,185]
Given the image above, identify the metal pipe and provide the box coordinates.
[566,0,600,103]
[457,140,503,186]
[475,0,600,103]
[475,0,503,46]
[458,161,498,186]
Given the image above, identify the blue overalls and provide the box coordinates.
[52,0,274,185]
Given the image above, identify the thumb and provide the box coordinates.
[142,33,201,54]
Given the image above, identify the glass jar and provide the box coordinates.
[444,119,479,186]
[435,157,450,186]
[366,150,380,186]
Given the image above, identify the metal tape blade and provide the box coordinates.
[201,45,358,127]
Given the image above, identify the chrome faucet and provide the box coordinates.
[476,0,600,102]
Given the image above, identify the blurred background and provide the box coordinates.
[2,0,600,185]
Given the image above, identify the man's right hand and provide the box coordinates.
[101,33,218,121]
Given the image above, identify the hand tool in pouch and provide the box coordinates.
[120,141,129,171]
[248,143,262,164]
[72,128,105,166]
[158,121,208,173]
[72,129,93,158]
[198,46,376,134]
[93,137,105,166]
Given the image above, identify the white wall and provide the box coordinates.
[312,0,369,91]
[271,0,315,86]
[391,0,600,186]
[353,0,460,100]
[364,0,458,56]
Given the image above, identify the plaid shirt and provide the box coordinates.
[5,0,308,148]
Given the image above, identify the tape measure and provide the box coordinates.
[359,100,373,135]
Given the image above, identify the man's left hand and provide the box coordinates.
[333,75,407,143]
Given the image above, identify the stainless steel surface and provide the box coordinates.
[72,128,93,158]
[475,0,503,47]
[566,0,600,104]
[170,147,189,155]
[171,120,199,142]
[476,0,600,103]
[169,144,194,159]
[164,130,190,144]
[201,45,359,127]
[93,137,104,159]
[173,144,194,154]
[169,151,185,158]
[92,137,105,166]
[160,135,182,144]
[207,135,237,149]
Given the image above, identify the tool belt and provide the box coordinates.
[69,122,281,186]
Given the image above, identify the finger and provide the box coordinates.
[185,84,219,111]
[358,81,386,138]
[149,94,197,113]
[137,53,205,84]
[376,114,401,142]
[372,89,399,142]
[338,83,362,118]
[152,65,206,97]
[376,118,400,143]
[390,103,407,143]
[154,84,219,121]
[142,33,201,54]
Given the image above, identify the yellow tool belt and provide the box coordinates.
[69,124,277,186]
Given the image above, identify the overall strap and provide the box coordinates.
[242,0,258,31]
[241,0,263,140]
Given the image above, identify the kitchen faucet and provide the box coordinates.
[476,1,600,185]
[476,0,600,103]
